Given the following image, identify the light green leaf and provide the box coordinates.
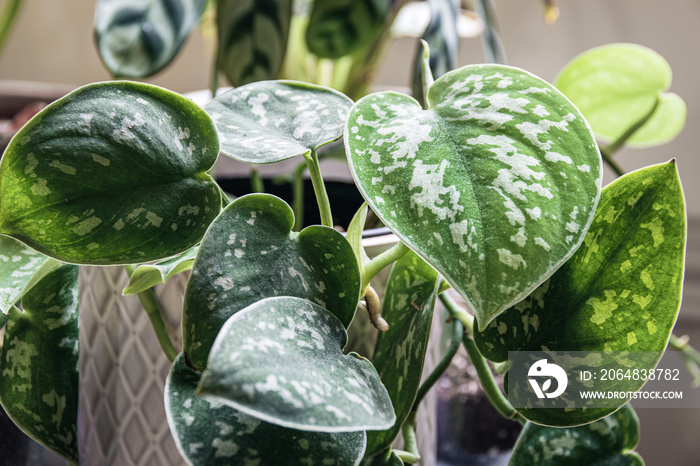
[123,245,198,295]
[95,0,205,78]
[217,0,293,86]
[475,160,685,426]
[555,43,686,147]
[306,0,390,59]
[182,193,361,371]
[198,296,396,432]
[0,235,61,313]
[365,250,439,455]
[510,405,643,466]
[0,265,79,461]
[0,81,221,265]
[347,203,372,286]
[346,64,601,327]
[205,80,353,164]
[166,353,366,466]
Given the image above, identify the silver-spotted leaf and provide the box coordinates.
[0,81,221,265]
[365,250,439,455]
[183,193,360,371]
[217,0,292,86]
[475,161,685,426]
[205,80,352,164]
[198,296,396,432]
[346,64,601,327]
[166,353,366,466]
[0,265,79,461]
[306,0,390,59]
[95,0,205,78]
[555,43,686,147]
[123,245,198,295]
[0,235,61,313]
[510,405,643,466]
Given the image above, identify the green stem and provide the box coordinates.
[601,150,626,177]
[439,292,474,333]
[411,319,463,412]
[0,0,23,58]
[475,0,505,64]
[210,45,220,97]
[123,265,178,362]
[292,162,307,231]
[396,412,420,464]
[250,168,265,193]
[362,241,410,291]
[303,149,333,227]
[670,334,700,387]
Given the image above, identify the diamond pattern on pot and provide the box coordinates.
[78,266,187,466]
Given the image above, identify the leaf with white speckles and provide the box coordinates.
[0,265,79,462]
[0,81,221,265]
[510,405,643,466]
[556,43,686,147]
[346,64,601,328]
[475,160,685,426]
[205,80,352,164]
[183,193,360,371]
[95,0,206,78]
[123,245,198,295]
[166,353,366,466]
[365,250,439,455]
[198,296,396,432]
[0,235,61,313]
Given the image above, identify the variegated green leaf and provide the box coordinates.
[475,161,685,426]
[183,193,360,371]
[95,0,206,78]
[123,245,197,295]
[555,43,686,147]
[365,250,439,456]
[0,265,79,461]
[306,0,390,59]
[198,296,396,431]
[347,203,372,290]
[0,235,61,313]
[346,64,601,327]
[205,80,353,164]
[166,353,366,466]
[510,405,643,466]
[217,0,293,86]
[0,81,221,265]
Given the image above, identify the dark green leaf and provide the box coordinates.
[306,0,390,59]
[182,193,360,371]
[205,80,352,164]
[95,0,205,78]
[166,353,366,466]
[123,245,198,295]
[217,0,293,86]
[0,81,221,265]
[0,265,79,461]
[366,250,439,455]
[510,405,643,466]
[198,296,396,432]
[346,64,601,328]
[476,161,686,426]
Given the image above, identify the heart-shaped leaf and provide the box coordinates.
[123,245,198,295]
[166,353,367,466]
[95,0,206,78]
[510,405,643,466]
[0,81,221,265]
[183,193,360,371]
[205,80,353,164]
[0,265,79,461]
[0,235,61,313]
[306,0,390,59]
[216,0,293,86]
[346,64,601,327]
[365,250,440,456]
[198,296,396,432]
[475,160,685,426]
[555,43,686,147]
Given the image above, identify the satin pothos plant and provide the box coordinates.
[0,43,688,465]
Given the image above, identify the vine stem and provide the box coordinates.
[303,149,333,227]
[440,293,525,424]
[475,0,506,64]
[292,162,307,231]
[395,412,420,464]
[362,241,410,291]
[0,0,23,58]
[123,265,178,363]
[670,334,700,387]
